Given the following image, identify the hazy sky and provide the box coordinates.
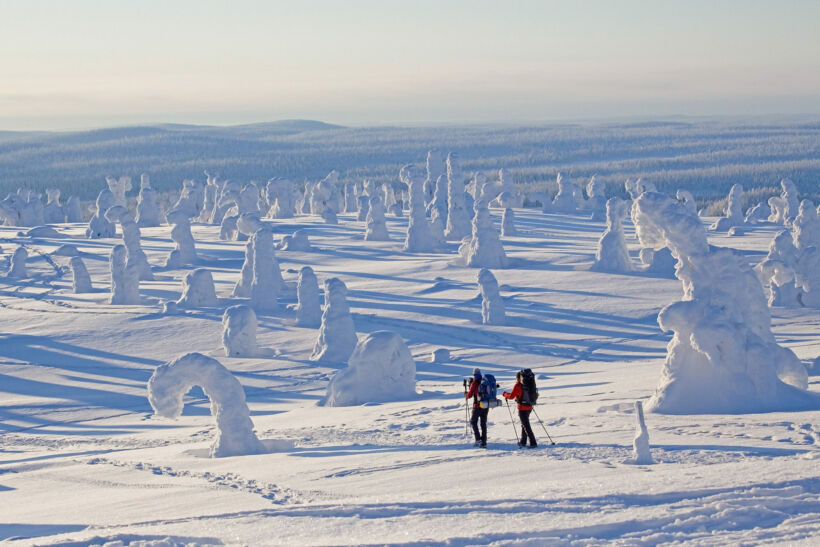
[2,0,819,130]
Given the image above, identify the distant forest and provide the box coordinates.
[1,118,819,209]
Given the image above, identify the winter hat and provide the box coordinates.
[473,368,482,380]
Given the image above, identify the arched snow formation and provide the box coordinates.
[147,352,265,457]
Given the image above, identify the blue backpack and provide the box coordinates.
[478,374,498,405]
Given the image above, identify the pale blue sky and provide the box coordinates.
[1,0,819,130]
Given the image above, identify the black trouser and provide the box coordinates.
[471,406,488,443]
[519,409,537,446]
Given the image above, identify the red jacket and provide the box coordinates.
[465,379,480,408]
[503,382,532,411]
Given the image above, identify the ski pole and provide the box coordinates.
[463,379,469,437]
[505,399,520,445]
[531,408,556,445]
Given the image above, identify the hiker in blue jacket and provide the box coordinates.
[465,368,489,448]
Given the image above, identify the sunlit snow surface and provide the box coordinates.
[1,209,818,545]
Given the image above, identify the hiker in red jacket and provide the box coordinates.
[503,370,537,448]
[465,368,488,448]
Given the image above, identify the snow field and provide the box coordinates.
[0,207,818,545]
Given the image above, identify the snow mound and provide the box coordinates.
[176,269,218,308]
[279,229,313,251]
[632,192,817,414]
[147,352,265,457]
[22,226,64,238]
[321,331,417,406]
[222,305,258,357]
[640,247,676,277]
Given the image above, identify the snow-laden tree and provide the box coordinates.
[356,195,370,222]
[295,266,321,328]
[148,352,266,457]
[676,190,697,214]
[43,189,64,223]
[585,176,607,221]
[423,149,446,206]
[176,269,218,308]
[459,199,508,268]
[86,189,117,239]
[400,164,437,252]
[501,208,517,236]
[105,205,153,281]
[8,246,27,278]
[136,174,162,228]
[632,192,814,413]
[164,208,198,268]
[63,196,83,223]
[551,173,577,213]
[321,331,416,406]
[478,268,505,325]
[109,244,140,305]
[105,176,131,208]
[266,178,296,219]
[250,228,283,312]
[630,401,653,465]
[69,256,92,293]
[768,178,800,225]
[311,277,358,363]
[365,194,390,241]
[710,184,745,232]
[222,305,258,357]
[444,153,471,240]
[590,197,631,273]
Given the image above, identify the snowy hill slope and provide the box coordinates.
[0,209,818,545]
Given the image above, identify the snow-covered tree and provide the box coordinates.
[311,277,358,363]
[148,352,265,457]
